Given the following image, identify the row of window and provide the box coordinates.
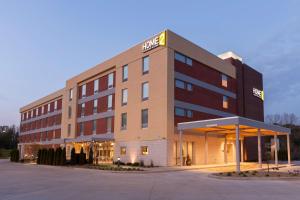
[121,82,149,106]
[122,56,149,82]
[22,100,60,121]
[21,116,61,132]
[77,117,113,136]
[175,79,193,91]
[20,131,60,142]
[78,95,113,118]
[120,146,149,156]
[121,109,148,130]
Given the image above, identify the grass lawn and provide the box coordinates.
[0,149,11,159]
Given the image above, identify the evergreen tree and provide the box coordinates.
[70,148,76,165]
[60,147,66,165]
[37,149,41,164]
[79,147,86,165]
[88,147,93,164]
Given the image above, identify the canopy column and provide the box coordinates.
[205,133,208,165]
[224,134,228,164]
[287,133,291,165]
[258,129,262,168]
[240,138,244,163]
[179,130,183,166]
[235,124,240,172]
[274,133,278,166]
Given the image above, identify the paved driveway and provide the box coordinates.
[0,159,300,200]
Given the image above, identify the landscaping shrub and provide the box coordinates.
[79,147,86,165]
[132,162,139,166]
[37,149,41,164]
[70,148,76,165]
[60,147,66,165]
[139,160,144,167]
[88,148,93,164]
[10,149,19,162]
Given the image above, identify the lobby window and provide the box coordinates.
[122,65,128,82]
[92,120,97,134]
[142,82,149,101]
[108,73,114,88]
[222,74,228,88]
[47,104,50,112]
[93,99,98,114]
[141,146,149,155]
[69,89,73,101]
[107,117,112,132]
[67,124,71,136]
[94,79,99,93]
[108,95,113,110]
[142,56,149,74]
[79,122,84,136]
[68,106,72,118]
[81,103,85,117]
[121,113,127,130]
[122,89,128,106]
[54,101,58,110]
[120,147,126,155]
[175,107,185,117]
[141,109,148,128]
[223,96,229,109]
[175,52,193,66]
[82,84,86,98]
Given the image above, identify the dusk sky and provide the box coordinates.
[0,0,299,125]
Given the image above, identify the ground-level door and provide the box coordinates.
[94,142,114,164]
[175,141,194,166]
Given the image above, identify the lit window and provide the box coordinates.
[93,99,98,114]
[120,147,126,155]
[82,84,86,97]
[222,74,228,88]
[223,96,229,109]
[67,124,71,136]
[142,82,149,101]
[186,83,193,91]
[68,106,72,118]
[47,104,50,112]
[69,89,73,101]
[175,80,185,89]
[186,110,193,118]
[81,103,85,117]
[121,113,127,130]
[108,95,113,110]
[107,117,112,132]
[94,79,99,93]
[122,89,128,106]
[79,122,84,136]
[141,109,148,128]
[54,101,58,110]
[141,146,149,155]
[175,52,186,63]
[92,120,97,133]
[108,73,114,88]
[122,65,128,82]
[175,107,185,117]
[142,56,149,74]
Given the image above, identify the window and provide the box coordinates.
[175,80,185,89]
[141,109,148,128]
[141,146,149,155]
[42,106,44,114]
[186,110,193,118]
[93,99,98,114]
[223,96,229,109]
[47,104,50,112]
[108,73,114,88]
[120,147,126,155]
[69,89,73,101]
[122,65,128,81]
[67,124,71,136]
[94,79,99,93]
[122,89,128,106]
[142,56,149,74]
[79,122,84,136]
[107,117,112,132]
[68,106,72,118]
[121,113,127,130]
[175,52,192,66]
[186,83,193,91]
[175,107,185,117]
[31,110,33,118]
[82,84,86,97]
[54,101,58,110]
[142,82,149,101]
[45,131,48,141]
[108,95,113,110]
[92,120,97,133]
[35,109,38,116]
[81,103,85,117]
[221,74,228,88]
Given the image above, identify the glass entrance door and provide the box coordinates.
[94,142,114,164]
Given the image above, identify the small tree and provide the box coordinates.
[88,147,93,164]
[55,148,62,165]
[37,149,41,164]
[79,147,86,165]
[70,148,76,165]
[60,147,66,165]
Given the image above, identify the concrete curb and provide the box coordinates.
[208,174,300,181]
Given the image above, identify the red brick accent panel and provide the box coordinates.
[98,96,108,112]
[84,121,93,135]
[85,101,93,116]
[54,129,61,139]
[99,75,108,92]
[111,117,114,133]
[47,131,53,141]
[96,118,107,134]
[57,99,62,110]
[175,111,220,125]
[86,81,94,97]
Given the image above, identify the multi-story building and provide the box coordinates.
[19,30,267,166]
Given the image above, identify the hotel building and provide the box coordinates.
[18,30,290,168]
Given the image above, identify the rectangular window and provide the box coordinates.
[175,80,185,89]
[79,122,84,136]
[93,99,98,114]
[108,95,113,110]
[67,124,71,136]
[141,109,148,128]
[68,106,72,118]
[45,131,48,141]
[141,146,149,155]
[31,110,33,118]
[35,109,38,116]
[186,83,193,91]
[142,56,149,74]
[223,96,229,109]
[108,73,114,88]
[121,113,127,130]
[47,104,50,112]
[186,110,193,118]
[222,74,228,88]
[122,65,128,82]
[175,52,186,63]
[186,57,193,66]
[42,106,44,114]
[92,120,96,133]
[94,79,99,93]
[54,101,58,110]
[81,103,85,117]
[107,117,112,132]
[122,89,128,106]
[175,107,185,117]
[120,147,126,155]
[142,82,149,101]
[69,89,73,101]
[82,84,86,97]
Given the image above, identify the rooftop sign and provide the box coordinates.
[142,31,166,52]
[253,88,264,101]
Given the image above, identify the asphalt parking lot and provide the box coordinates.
[1,159,300,200]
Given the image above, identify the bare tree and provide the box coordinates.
[265,113,298,125]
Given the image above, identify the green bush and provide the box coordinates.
[79,147,86,165]
[37,149,41,164]
[60,147,66,165]
[10,149,19,162]
[88,147,93,164]
[70,148,76,165]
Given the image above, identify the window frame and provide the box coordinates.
[108,73,114,88]
[223,96,229,109]
[175,107,185,117]
[141,146,149,155]
[141,109,148,128]
[121,89,128,106]
[81,103,85,117]
[93,99,98,114]
[82,84,86,98]
[142,56,149,75]
[142,82,149,101]
[121,113,127,130]
[221,74,228,88]
[120,147,126,155]
[122,65,128,82]
[94,79,99,93]
[108,94,113,110]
